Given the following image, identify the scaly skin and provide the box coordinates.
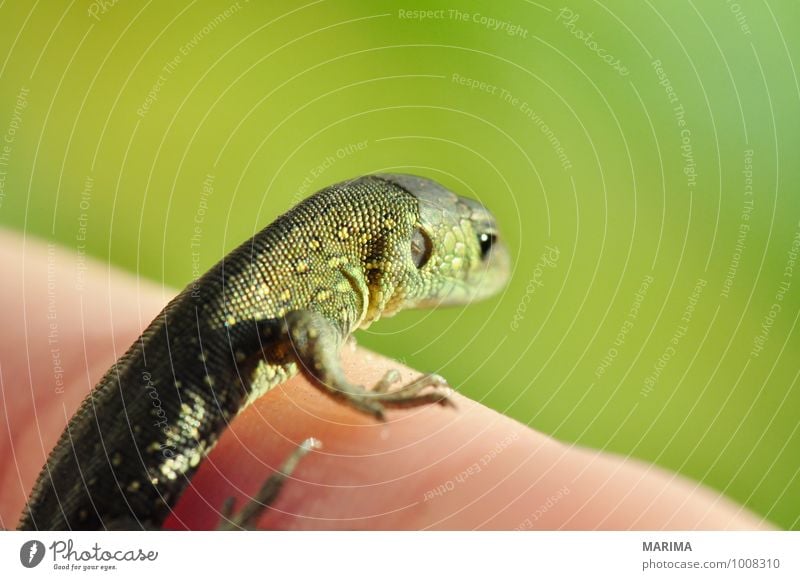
[18,174,510,530]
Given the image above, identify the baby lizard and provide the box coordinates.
[18,174,510,530]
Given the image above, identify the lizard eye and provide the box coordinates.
[478,232,497,260]
[411,227,433,269]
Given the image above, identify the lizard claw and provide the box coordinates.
[373,369,401,393]
[356,398,386,421]
[369,372,457,411]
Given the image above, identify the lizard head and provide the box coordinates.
[375,173,511,310]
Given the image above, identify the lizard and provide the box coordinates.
[17,173,510,530]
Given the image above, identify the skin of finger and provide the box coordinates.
[0,231,167,527]
[164,348,774,531]
[0,231,773,530]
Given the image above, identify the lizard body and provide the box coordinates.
[18,174,509,530]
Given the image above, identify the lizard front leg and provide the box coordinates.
[273,310,454,420]
[218,309,453,529]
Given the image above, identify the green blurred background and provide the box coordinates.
[0,0,798,528]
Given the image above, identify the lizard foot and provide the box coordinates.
[370,371,456,409]
[217,437,321,530]
[331,372,454,421]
